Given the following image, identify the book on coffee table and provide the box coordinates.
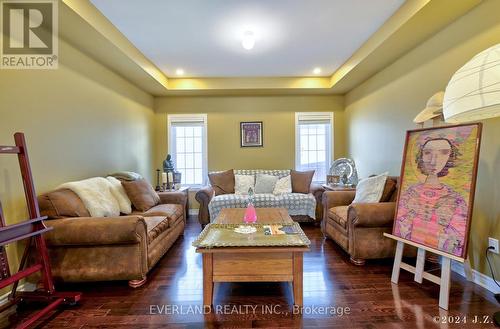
[263,224,298,235]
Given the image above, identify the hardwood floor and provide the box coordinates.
[2,215,498,328]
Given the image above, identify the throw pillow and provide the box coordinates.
[38,188,91,219]
[121,179,160,212]
[352,172,389,203]
[208,169,235,196]
[291,170,315,194]
[254,174,279,194]
[106,176,132,214]
[380,178,397,202]
[234,175,255,195]
[273,175,292,194]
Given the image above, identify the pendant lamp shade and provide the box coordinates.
[443,43,500,123]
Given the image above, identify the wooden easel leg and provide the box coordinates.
[391,241,404,284]
[463,258,473,281]
[414,248,426,284]
[439,257,451,310]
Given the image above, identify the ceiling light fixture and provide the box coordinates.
[313,67,322,75]
[175,68,184,76]
[241,31,255,50]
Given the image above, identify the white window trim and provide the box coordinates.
[294,112,334,183]
[167,113,208,188]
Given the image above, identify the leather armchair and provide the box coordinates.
[322,176,414,265]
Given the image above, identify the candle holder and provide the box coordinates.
[155,169,161,191]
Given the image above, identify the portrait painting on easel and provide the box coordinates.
[393,123,482,259]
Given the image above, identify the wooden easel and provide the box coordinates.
[0,133,81,328]
[384,233,472,310]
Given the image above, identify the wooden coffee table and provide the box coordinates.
[195,208,309,307]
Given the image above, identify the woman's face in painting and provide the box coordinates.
[421,139,452,176]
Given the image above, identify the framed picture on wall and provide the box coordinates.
[240,121,263,147]
[392,123,482,260]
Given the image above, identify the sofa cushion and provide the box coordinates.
[255,174,278,194]
[121,179,160,212]
[144,216,170,243]
[209,169,235,196]
[234,174,255,195]
[353,172,388,203]
[144,204,183,220]
[273,175,292,194]
[291,170,315,194]
[38,188,91,219]
[328,206,349,230]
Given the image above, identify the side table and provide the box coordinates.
[163,186,189,217]
[322,184,356,192]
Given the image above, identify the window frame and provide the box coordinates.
[167,113,208,189]
[294,112,334,183]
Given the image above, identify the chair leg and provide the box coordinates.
[128,277,147,288]
[350,256,366,266]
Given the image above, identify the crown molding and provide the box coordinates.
[60,0,481,96]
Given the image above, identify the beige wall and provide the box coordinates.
[345,0,500,276]
[154,95,345,208]
[0,39,155,268]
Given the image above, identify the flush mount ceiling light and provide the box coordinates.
[175,68,184,76]
[241,31,255,50]
[313,67,322,75]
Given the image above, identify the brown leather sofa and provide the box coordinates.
[322,176,414,265]
[38,188,186,287]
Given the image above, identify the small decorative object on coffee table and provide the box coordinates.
[243,187,257,223]
[194,208,309,307]
[240,121,263,147]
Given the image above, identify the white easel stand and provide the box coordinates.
[384,233,472,310]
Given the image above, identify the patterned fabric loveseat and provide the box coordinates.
[195,169,324,227]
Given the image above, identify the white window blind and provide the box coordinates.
[168,114,208,188]
[295,112,333,183]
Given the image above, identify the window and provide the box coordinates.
[295,112,333,183]
[168,114,208,188]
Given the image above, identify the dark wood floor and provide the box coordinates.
[3,216,499,328]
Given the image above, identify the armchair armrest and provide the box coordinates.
[44,216,147,246]
[348,202,396,228]
[195,186,214,226]
[310,184,325,222]
[322,190,356,210]
[157,191,187,206]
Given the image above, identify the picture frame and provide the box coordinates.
[392,123,482,260]
[326,175,340,186]
[240,121,263,147]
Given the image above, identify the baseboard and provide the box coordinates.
[0,282,37,306]
[188,208,199,216]
[451,261,500,294]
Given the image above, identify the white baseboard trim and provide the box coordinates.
[188,208,199,216]
[0,282,37,306]
[451,261,500,294]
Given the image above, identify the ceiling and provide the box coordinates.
[90,0,404,78]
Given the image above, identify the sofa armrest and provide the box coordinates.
[45,216,147,246]
[157,191,187,206]
[310,184,325,221]
[195,186,214,226]
[348,202,396,228]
